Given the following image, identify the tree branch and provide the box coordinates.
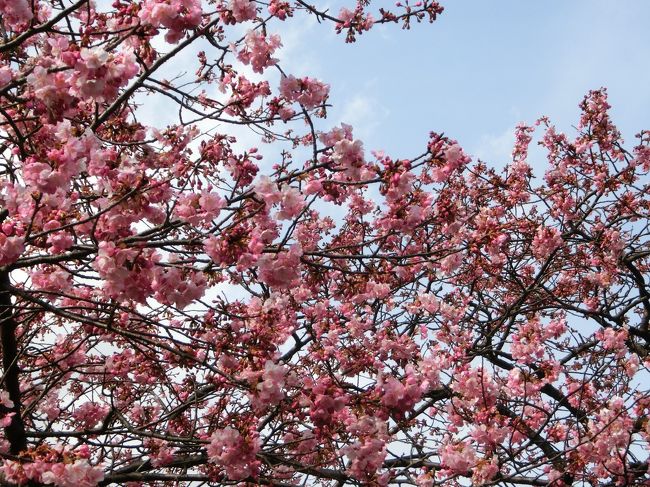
[0,272,27,455]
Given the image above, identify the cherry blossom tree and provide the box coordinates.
[0,1,649,486]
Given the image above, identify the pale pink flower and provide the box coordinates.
[150,444,176,467]
[0,412,14,427]
[511,318,546,364]
[531,226,563,260]
[439,440,477,474]
[80,47,109,70]
[199,191,226,219]
[342,437,387,481]
[319,123,353,146]
[276,186,305,220]
[252,360,288,407]
[0,66,12,85]
[72,402,109,430]
[304,179,323,195]
[597,328,628,357]
[237,31,281,74]
[257,244,302,289]
[22,161,67,194]
[253,175,282,204]
[139,0,202,42]
[416,472,434,487]
[280,75,329,109]
[332,139,364,168]
[31,267,71,294]
[0,234,25,265]
[229,0,257,22]
[47,232,74,254]
[444,143,465,170]
[62,460,105,487]
[432,143,468,182]
[151,267,206,309]
[338,7,355,25]
[207,427,260,480]
[0,0,33,30]
[0,390,14,409]
[376,372,422,412]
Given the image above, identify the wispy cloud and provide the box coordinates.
[336,92,389,143]
[472,125,515,170]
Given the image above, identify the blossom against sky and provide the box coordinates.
[286,0,650,168]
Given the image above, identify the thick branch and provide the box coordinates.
[0,272,27,455]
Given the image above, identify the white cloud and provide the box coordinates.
[471,125,515,169]
[274,14,322,76]
[336,92,389,143]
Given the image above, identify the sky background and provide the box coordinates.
[274,0,650,172]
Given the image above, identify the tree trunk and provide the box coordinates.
[0,271,27,455]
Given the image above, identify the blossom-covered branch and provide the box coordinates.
[0,1,649,486]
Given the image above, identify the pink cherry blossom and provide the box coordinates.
[72,402,109,429]
[0,390,14,409]
[439,440,477,474]
[257,244,302,289]
[253,175,282,204]
[0,3,648,487]
[531,225,564,260]
[229,0,257,22]
[280,75,330,109]
[80,47,109,70]
[0,234,24,265]
[207,427,260,480]
[0,66,13,86]
[0,0,33,30]
[237,31,281,74]
[276,185,305,219]
[249,360,288,408]
[139,0,203,42]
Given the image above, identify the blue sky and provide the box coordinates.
[279,0,650,170]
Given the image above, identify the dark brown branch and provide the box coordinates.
[0,272,27,455]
